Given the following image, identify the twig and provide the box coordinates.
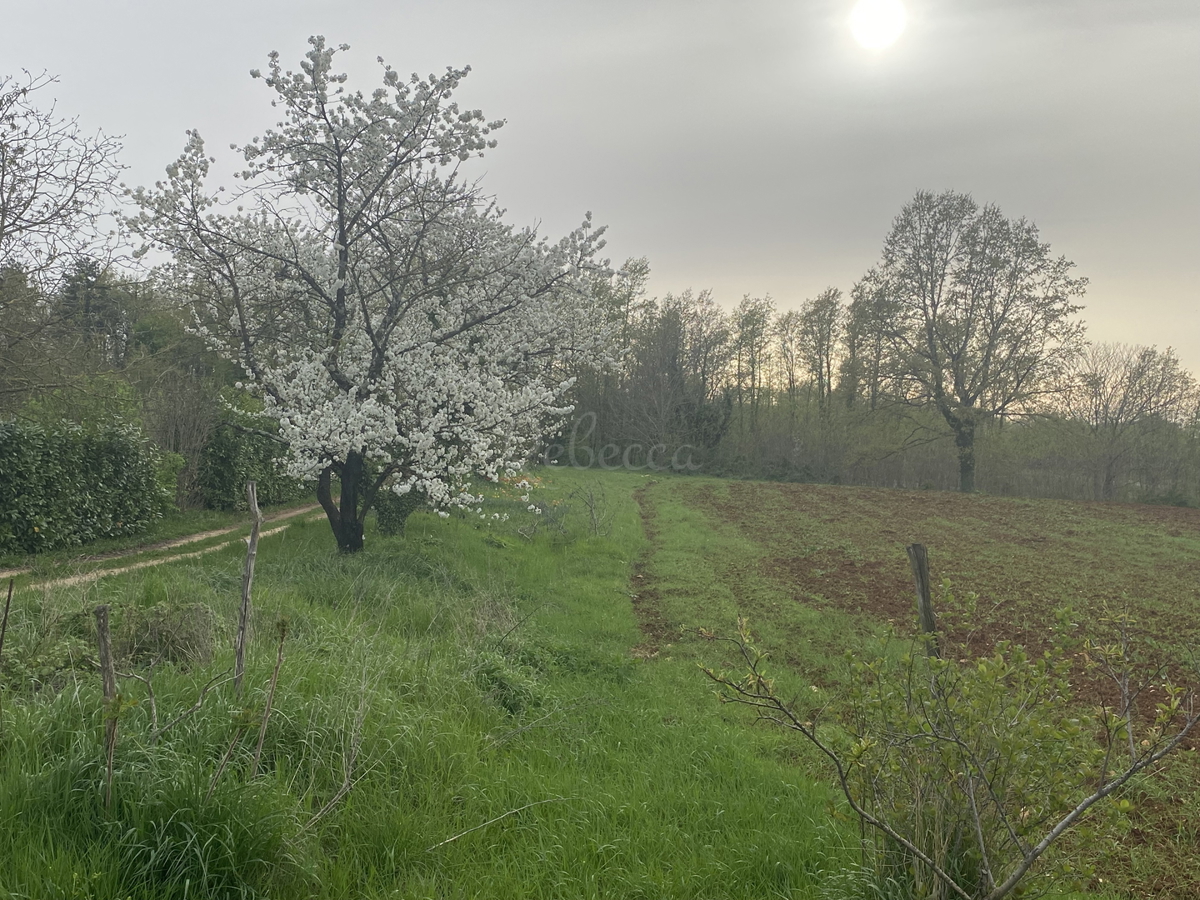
[156,669,234,744]
[703,624,1200,900]
[116,667,233,745]
[301,679,369,832]
[0,578,12,732]
[0,579,12,661]
[234,481,262,697]
[424,797,569,852]
[205,726,246,803]
[249,620,287,779]
[492,602,548,650]
[116,666,159,735]
[216,420,289,445]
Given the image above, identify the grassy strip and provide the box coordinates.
[0,470,849,899]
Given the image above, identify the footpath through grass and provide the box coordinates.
[0,469,846,899]
[0,499,320,579]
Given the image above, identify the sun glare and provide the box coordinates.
[849,0,907,50]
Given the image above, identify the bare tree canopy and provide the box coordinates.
[1055,343,1198,500]
[856,190,1088,492]
[0,72,125,409]
[0,71,123,284]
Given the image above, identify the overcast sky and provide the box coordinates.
[6,0,1198,370]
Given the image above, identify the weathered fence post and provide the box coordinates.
[94,604,118,807]
[234,481,262,698]
[905,543,940,658]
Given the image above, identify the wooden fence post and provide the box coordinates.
[234,481,262,698]
[906,543,940,658]
[94,604,118,807]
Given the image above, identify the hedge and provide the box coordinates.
[0,419,172,555]
[197,418,308,512]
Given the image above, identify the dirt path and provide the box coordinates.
[629,481,672,658]
[1,504,323,589]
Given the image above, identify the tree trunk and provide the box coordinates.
[317,452,367,553]
[1102,460,1118,501]
[954,416,976,493]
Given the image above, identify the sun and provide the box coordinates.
[849,0,907,50]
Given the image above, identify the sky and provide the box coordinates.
[5,0,1198,371]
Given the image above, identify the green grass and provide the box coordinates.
[3,469,1194,898]
[627,475,1200,899]
[0,471,847,899]
[0,498,318,575]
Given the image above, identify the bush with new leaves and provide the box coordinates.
[0,418,172,554]
[197,397,307,511]
[373,487,426,536]
[704,583,1200,900]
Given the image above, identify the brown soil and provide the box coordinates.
[629,482,673,657]
[649,477,1200,745]
[633,477,1200,896]
[685,480,1200,652]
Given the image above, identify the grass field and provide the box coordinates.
[1,470,1196,898]
[629,476,1200,898]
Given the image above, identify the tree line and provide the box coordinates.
[567,193,1199,504]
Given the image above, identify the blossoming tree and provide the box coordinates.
[130,37,615,551]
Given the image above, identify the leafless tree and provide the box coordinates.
[1056,343,1198,500]
[796,287,843,412]
[0,71,123,409]
[0,71,123,285]
[731,295,774,432]
[857,191,1087,491]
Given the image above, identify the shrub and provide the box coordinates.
[116,600,217,669]
[704,585,1200,900]
[197,396,307,511]
[0,418,172,555]
[472,647,542,716]
[373,487,425,536]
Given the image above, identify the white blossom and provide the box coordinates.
[127,37,617,550]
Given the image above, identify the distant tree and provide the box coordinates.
[614,289,730,455]
[0,71,122,285]
[731,295,774,432]
[130,37,615,552]
[1057,343,1197,500]
[625,297,689,449]
[678,289,733,409]
[0,268,53,411]
[673,290,734,452]
[563,257,650,452]
[859,190,1087,492]
[838,277,890,411]
[796,287,843,412]
[56,259,133,367]
[774,309,803,423]
[0,72,123,409]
